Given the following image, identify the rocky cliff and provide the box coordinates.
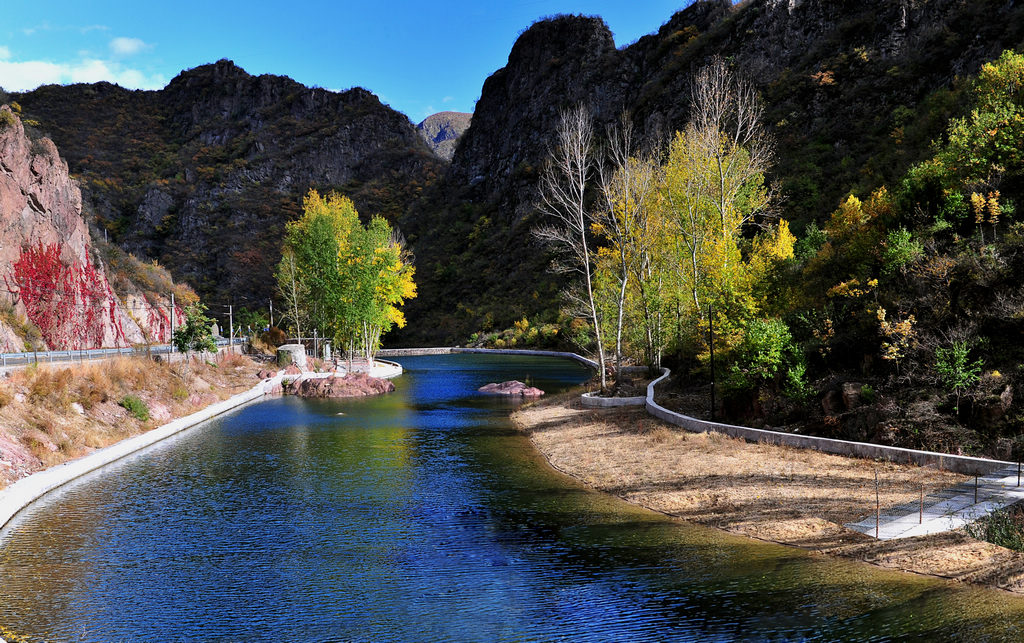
[416,111,472,161]
[0,106,181,349]
[12,60,444,310]
[393,0,1024,344]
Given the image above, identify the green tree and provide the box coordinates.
[172,302,217,356]
[935,340,983,414]
[943,50,1024,187]
[727,317,805,396]
[279,189,416,361]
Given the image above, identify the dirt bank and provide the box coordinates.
[513,393,1024,594]
[0,352,264,489]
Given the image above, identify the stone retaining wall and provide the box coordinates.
[581,391,646,408]
[377,347,455,356]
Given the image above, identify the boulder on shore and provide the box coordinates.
[478,380,544,397]
[291,372,395,398]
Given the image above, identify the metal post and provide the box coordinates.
[228,304,234,354]
[975,475,979,504]
[920,485,924,524]
[1018,462,1020,488]
[269,299,274,328]
[170,293,175,353]
[875,469,880,539]
[708,303,715,422]
[314,329,318,361]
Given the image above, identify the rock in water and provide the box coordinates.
[292,373,395,398]
[478,380,544,397]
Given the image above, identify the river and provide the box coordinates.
[1,353,1024,641]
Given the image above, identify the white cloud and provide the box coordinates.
[0,60,64,89]
[442,96,453,103]
[0,58,166,92]
[0,46,10,61]
[23,23,109,37]
[109,37,149,57]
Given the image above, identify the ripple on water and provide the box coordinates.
[2,355,1024,642]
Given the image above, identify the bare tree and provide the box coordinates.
[276,248,307,340]
[534,104,607,389]
[596,112,662,369]
[690,55,775,242]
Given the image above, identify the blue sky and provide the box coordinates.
[1,1,690,123]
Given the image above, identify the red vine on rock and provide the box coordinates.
[5,243,128,349]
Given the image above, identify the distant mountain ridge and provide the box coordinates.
[416,111,472,161]
[7,59,443,309]
[6,0,1024,347]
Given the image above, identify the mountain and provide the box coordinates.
[7,1,1024,347]
[417,111,472,161]
[392,0,1024,345]
[8,60,444,312]
[0,106,182,349]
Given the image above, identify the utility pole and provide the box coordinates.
[226,304,234,353]
[709,303,715,422]
[170,292,175,353]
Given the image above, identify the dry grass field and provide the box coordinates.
[515,393,1024,593]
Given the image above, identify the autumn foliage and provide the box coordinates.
[6,243,126,349]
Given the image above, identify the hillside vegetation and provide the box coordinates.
[4,60,442,316]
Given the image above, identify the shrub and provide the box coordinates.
[260,327,287,347]
[728,318,797,389]
[964,505,1024,552]
[0,109,15,129]
[795,222,827,261]
[935,340,982,413]
[882,228,923,274]
[119,395,150,421]
[0,385,13,408]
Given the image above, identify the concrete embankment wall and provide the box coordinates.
[644,368,1011,476]
[0,374,286,534]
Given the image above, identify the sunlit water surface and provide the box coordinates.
[2,354,1024,641]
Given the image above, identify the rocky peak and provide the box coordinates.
[449,14,624,216]
[416,111,472,161]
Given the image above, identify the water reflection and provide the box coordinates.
[2,354,1024,641]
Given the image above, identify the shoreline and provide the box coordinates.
[514,392,1024,595]
[0,368,282,535]
[0,359,404,534]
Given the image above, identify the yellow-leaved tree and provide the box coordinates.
[277,189,415,361]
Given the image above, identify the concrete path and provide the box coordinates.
[846,464,1024,539]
